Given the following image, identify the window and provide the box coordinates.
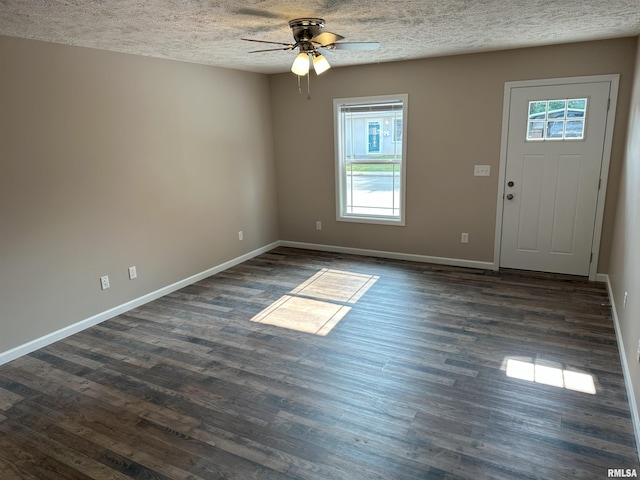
[334,94,408,225]
[393,118,403,142]
[366,121,382,154]
[527,98,587,141]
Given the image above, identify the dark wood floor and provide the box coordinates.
[0,247,638,479]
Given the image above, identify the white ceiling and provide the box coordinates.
[1,0,639,74]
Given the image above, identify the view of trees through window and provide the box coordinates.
[527,97,587,140]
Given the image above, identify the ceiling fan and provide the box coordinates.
[242,18,381,77]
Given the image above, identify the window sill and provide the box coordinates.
[337,215,405,227]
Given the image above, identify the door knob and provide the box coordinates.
[506,193,514,200]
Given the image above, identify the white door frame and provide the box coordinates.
[493,74,620,280]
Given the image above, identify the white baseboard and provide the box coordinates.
[279,241,496,271]
[0,241,280,367]
[0,240,499,366]
[601,274,640,461]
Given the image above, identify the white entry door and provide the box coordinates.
[499,79,615,276]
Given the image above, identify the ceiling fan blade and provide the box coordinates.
[327,42,381,51]
[247,47,294,53]
[311,32,345,46]
[242,38,294,47]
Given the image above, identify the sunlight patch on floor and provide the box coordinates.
[290,269,380,304]
[504,358,596,394]
[251,268,379,336]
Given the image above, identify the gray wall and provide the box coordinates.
[608,35,640,439]
[271,38,636,266]
[0,36,279,352]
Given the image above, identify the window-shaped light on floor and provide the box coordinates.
[505,358,596,394]
[251,268,379,336]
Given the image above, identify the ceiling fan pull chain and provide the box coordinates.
[307,73,311,100]
[297,75,302,95]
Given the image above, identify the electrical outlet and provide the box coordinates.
[461,232,469,244]
[624,291,628,310]
[238,231,244,241]
[100,275,110,290]
[128,266,137,280]
[316,221,322,231]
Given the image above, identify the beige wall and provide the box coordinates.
[608,36,640,434]
[0,36,279,352]
[271,38,636,267]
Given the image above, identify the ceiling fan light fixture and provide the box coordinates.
[313,53,331,75]
[291,52,310,76]
[243,17,379,97]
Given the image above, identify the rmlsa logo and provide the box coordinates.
[608,469,638,478]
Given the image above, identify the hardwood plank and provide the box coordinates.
[0,247,637,479]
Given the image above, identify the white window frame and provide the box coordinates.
[334,94,408,226]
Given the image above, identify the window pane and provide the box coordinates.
[547,100,566,117]
[527,121,545,140]
[546,120,564,139]
[335,94,407,225]
[346,163,401,216]
[565,120,585,138]
[367,122,381,153]
[568,98,587,118]
[529,101,547,119]
[568,98,586,109]
[394,119,403,142]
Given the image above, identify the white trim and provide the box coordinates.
[590,76,619,280]
[602,274,640,461]
[595,273,609,283]
[279,241,495,270]
[494,74,620,280]
[0,241,279,367]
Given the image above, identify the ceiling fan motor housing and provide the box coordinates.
[288,18,325,44]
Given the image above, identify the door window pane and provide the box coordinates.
[547,121,564,139]
[528,121,545,139]
[568,99,587,117]
[565,120,585,138]
[547,100,566,118]
[526,98,587,141]
[529,101,547,119]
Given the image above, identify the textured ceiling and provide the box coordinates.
[1,0,639,74]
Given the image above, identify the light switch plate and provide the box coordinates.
[474,165,491,176]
